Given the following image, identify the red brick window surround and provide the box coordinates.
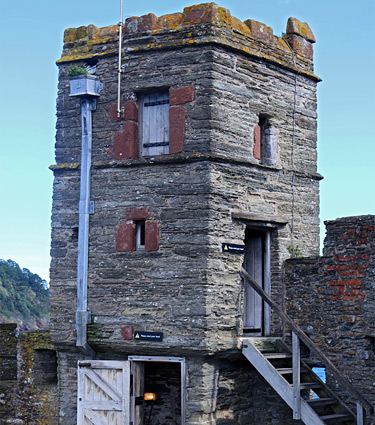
[116,207,160,252]
[114,85,195,160]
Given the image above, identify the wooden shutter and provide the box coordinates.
[77,360,130,425]
[140,92,169,156]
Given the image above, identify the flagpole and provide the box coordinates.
[117,0,123,118]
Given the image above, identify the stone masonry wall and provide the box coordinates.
[284,215,375,423]
[0,325,58,425]
[51,3,321,423]
[51,4,320,354]
[0,324,17,423]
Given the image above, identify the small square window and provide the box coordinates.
[140,92,169,156]
[135,220,145,251]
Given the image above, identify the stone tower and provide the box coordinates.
[50,3,321,423]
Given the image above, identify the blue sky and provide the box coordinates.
[0,0,374,281]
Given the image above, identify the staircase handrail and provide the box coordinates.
[240,267,374,414]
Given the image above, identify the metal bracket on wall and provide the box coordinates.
[89,201,94,214]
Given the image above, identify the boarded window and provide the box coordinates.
[140,92,169,156]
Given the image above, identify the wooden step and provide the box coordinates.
[263,352,292,359]
[276,367,307,375]
[319,413,353,423]
[306,398,338,407]
[299,382,322,390]
[276,368,294,375]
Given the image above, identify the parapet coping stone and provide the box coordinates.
[57,2,320,81]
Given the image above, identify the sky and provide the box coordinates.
[0,0,374,282]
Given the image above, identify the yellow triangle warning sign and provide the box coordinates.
[224,245,228,250]
[135,333,140,339]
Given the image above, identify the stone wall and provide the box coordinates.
[285,215,375,422]
[50,3,321,423]
[51,2,320,354]
[0,325,58,424]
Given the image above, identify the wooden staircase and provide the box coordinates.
[242,337,355,425]
[240,267,373,425]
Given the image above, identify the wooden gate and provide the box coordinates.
[77,360,130,425]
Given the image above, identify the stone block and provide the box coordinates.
[114,121,139,159]
[145,220,160,251]
[116,222,136,252]
[169,106,186,154]
[253,124,261,160]
[126,206,150,221]
[170,85,195,106]
[285,33,314,60]
[244,19,273,42]
[286,17,316,43]
[124,100,138,121]
[120,325,134,340]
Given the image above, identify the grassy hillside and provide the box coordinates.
[0,259,50,330]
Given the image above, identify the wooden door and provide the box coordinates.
[77,360,130,425]
[243,230,271,335]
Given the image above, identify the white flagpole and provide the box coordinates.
[117,0,123,118]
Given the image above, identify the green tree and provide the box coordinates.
[0,259,50,330]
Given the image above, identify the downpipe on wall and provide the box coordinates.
[76,97,96,358]
[70,75,103,358]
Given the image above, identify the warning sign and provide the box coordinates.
[222,243,245,254]
[134,331,163,342]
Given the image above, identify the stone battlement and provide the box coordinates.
[58,2,319,80]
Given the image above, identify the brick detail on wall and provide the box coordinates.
[169,85,195,154]
[253,124,261,160]
[169,85,195,105]
[126,207,150,221]
[169,106,186,154]
[120,325,134,340]
[114,121,139,160]
[117,208,159,252]
[105,103,124,122]
[116,222,136,252]
[285,216,375,411]
[145,220,160,251]
[124,100,138,121]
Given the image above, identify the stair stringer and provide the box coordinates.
[242,340,326,425]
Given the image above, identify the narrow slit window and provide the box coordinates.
[254,115,278,166]
[136,220,145,251]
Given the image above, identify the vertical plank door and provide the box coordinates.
[77,360,130,425]
[243,232,264,333]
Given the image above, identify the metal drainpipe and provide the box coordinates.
[70,75,102,358]
[76,97,96,358]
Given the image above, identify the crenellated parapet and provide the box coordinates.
[58,2,319,80]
